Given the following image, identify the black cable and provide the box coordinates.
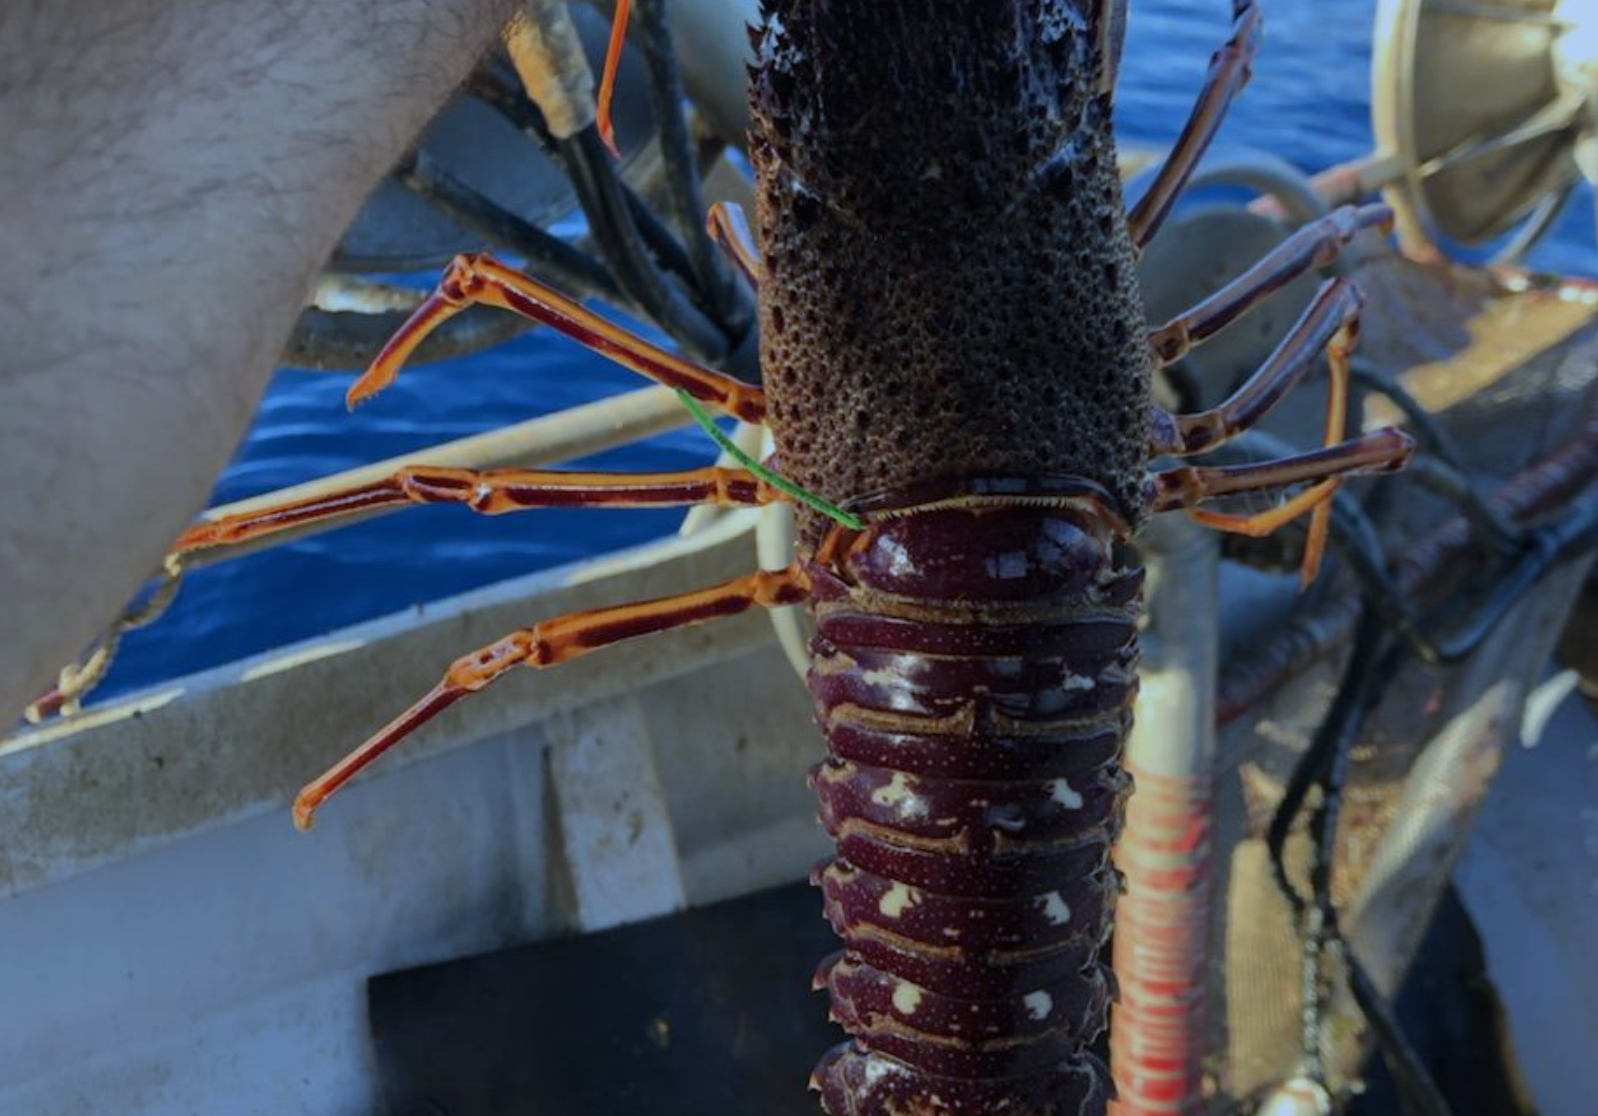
[465,60,758,378]
[462,63,704,295]
[1348,361,1520,550]
[1299,607,1384,1073]
[1348,950,1457,1116]
[1213,429,1598,666]
[1254,458,1598,1114]
[632,0,748,327]
[1404,455,1517,549]
[1264,604,1385,926]
[399,152,624,304]
[1244,390,1598,1105]
[462,67,730,359]
[463,63,559,148]
[1325,496,1494,666]
[557,126,731,362]
[1328,487,1598,666]
[1264,604,1456,1116]
[464,67,703,301]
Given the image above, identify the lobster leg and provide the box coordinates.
[292,563,813,829]
[1196,318,1356,584]
[1147,203,1393,367]
[1153,277,1363,457]
[24,467,788,722]
[707,201,762,291]
[1147,427,1413,518]
[173,466,784,555]
[347,253,767,423]
[596,0,632,156]
[1126,0,1262,249]
[1154,279,1376,582]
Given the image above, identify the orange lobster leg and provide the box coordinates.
[597,0,632,156]
[1298,314,1360,582]
[1212,308,1355,586]
[1148,423,1413,586]
[1153,278,1369,583]
[173,466,784,555]
[1148,428,1412,520]
[1147,203,1393,367]
[1126,0,1262,249]
[707,202,762,292]
[347,253,767,423]
[293,563,813,830]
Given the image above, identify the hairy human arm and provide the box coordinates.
[0,0,516,719]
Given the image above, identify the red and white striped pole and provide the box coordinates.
[1111,517,1219,1116]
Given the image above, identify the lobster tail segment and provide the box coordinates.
[749,1,1154,536]
[804,497,1140,1115]
[814,1043,1111,1116]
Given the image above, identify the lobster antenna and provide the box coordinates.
[675,389,864,530]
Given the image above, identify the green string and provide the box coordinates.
[674,389,864,530]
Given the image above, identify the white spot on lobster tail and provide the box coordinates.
[1024,991,1054,1021]
[879,882,920,918]
[1050,778,1084,809]
[860,1057,893,1090]
[893,982,923,1015]
[870,771,926,817]
[1038,891,1072,925]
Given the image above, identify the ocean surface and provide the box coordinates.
[100,0,1597,698]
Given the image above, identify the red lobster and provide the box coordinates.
[164,1,1412,1112]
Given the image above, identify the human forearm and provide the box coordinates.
[0,0,516,718]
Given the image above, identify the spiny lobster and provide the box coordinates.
[130,1,1414,1112]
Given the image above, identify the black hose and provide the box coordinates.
[399,152,623,303]
[558,126,731,363]
[1265,604,1456,1116]
[632,0,745,326]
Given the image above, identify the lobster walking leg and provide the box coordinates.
[346,253,767,422]
[596,0,631,156]
[707,202,762,291]
[1147,429,1412,518]
[1147,203,1392,366]
[1154,277,1364,457]
[291,563,813,829]
[1126,0,1262,249]
[1159,282,1369,581]
[172,467,783,554]
[1188,310,1361,578]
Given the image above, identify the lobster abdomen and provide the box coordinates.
[804,492,1140,1115]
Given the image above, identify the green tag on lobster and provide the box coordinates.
[674,389,864,530]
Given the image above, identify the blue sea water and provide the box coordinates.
[100,0,1597,697]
